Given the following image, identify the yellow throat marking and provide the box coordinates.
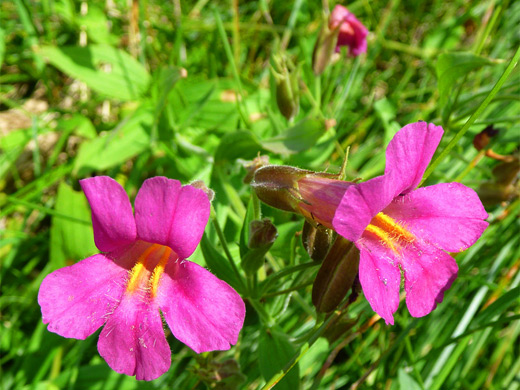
[365,212,415,254]
[126,244,173,297]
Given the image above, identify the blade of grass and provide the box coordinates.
[422,46,520,184]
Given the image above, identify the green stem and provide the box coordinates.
[210,206,247,293]
[261,261,319,294]
[314,76,321,110]
[421,46,520,184]
[262,280,314,298]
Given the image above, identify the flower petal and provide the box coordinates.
[38,254,127,339]
[157,260,245,354]
[166,185,210,259]
[134,176,181,245]
[399,239,458,318]
[97,292,171,381]
[134,177,210,259]
[357,238,401,325]
[80,176,136,252]
[384,122,444,194]
[333,173,400,242]
[384,183,488,252]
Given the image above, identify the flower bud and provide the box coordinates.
[473,125,499,151]
[302,221,333,262]
[312,22,340,75]
[312,236,360,313]
[330,5,368,57]
[272,55,300,120]
[241,219,278,275]
[248,219,278,249]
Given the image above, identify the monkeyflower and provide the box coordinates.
[38,176,245,380]
[333,122,489,324]
[330,4,368,56]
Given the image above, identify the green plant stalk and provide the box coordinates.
[213,9,251,128]
[261,262,319,294]
[210,206,247,293]
[421,46,520,184]
[31,116,41,178]
[314,75,321,110]
[262,280,314,298]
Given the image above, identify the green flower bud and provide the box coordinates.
[312,22,340,75]
[272,55,300,120]
[241,219,278,275]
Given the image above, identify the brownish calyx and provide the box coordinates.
[251,165,317,212]
[312,236,360,313]
[302,221,334,262]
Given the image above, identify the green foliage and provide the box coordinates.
[1,0,519,389]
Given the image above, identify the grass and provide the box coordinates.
[1,0,519,389]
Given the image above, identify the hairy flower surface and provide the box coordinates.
[38,176,245,380]
[333,122,488,324]
[330,4,368,56]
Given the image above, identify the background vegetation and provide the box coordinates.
[1,0,519,389]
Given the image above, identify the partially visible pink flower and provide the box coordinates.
[38,176,245,380]
[330,4,368,56]
[333,122,488,324]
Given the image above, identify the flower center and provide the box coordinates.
[126,243,176,298]
[364,212,415,254]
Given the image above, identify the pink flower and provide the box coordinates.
[330,4,368,56]
[333,122,488,324]
[38,176,245,380]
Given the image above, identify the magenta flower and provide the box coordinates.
[38,176,245,380]
[333,122,488,324]
[329,4,368,56]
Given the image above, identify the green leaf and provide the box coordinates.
[73,105,153,175]
[37,45,150,101]
[436,52,493,108]
[398,368,422,390]
[261,117,326,155]
[57,114,97,139]
[200,233,243,293]
[258,329,300,390]
[214,130,263,164]
[50,182,96,269]
[78,6,119,45]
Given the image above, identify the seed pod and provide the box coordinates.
[312,236,360,313]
